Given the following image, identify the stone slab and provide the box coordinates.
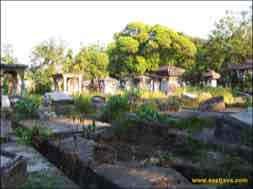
[1,95,10,108]
[44,92,73,104]
[1,142,80,189]
[230,108,252,127]
[94,164,192,189]
[19,118,111,135]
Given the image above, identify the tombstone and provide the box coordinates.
[44,92,73,105]
[1,95,10,109]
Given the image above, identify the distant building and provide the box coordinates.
[149,65,185,94]
[202,70,221,87]
[224,59,253,88]
[0,61,27,96]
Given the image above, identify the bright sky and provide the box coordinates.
[1,1,252,65]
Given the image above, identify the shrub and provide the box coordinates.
[15,124,53,144]
[135,103,170,124]
[14,95,42,120]
[73,94,95,115]
[166,96,182,111]
[100,94,130,121]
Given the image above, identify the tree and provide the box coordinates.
[74,44,109,80]
[1,44,18,64]
[205,7,252,71]
[107,22,196,77]
[62,48,74,73]
[29,38,66,94]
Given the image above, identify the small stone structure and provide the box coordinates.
[224,59,253,88]
[1,61,27,96]
[149,65,185,94]
[202,70,220,87]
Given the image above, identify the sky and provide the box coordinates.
[1,1,252,65]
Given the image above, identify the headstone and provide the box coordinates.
[1,95,10,109]
[44,92,73,105]
[91,96,106,109]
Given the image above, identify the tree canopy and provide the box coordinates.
[107,22,197,78]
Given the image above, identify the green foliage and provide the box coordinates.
[101,94,129,121]
[73,94,95,115]
[1,44,18,64]
[112,115,136,137]
[176,86,236,106]
[19,172,57,189]
[135,103,171,124]
[244,73,252,93]
[165,96,182,111]
[14,95,42,120]
[2,79,9,95]
[15,124,53,144]
[108,22,196,77]
[74,44,109,80]
[171,117,214,133]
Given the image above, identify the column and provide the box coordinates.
[63,75,67,93]
[19,72,25,96]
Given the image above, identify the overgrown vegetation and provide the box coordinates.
[100,93,130,121]
[73,93,96,115]
[19,172,58,189]
[14,95,42,120]
[14,124,53,144]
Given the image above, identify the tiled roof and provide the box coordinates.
[152,65,185,76]
[202,70,221,79]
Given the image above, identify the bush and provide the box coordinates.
[14,95,42,120]
[100,94,130,121]
[73,94,95,115]
[135,103,170,124]
[14,123,53,144]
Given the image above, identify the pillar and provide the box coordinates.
[63,75,67,93]
[78,75,82,94]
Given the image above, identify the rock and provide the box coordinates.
[214,114,252,144]
[91,96,106,109]
[44,92,73,105]
[94,164,191,189]
[199,96,225,112]
[1,150,27,189]
[230,108,252,127]
[1,95,10,109]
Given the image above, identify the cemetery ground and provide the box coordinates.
[1,88,252,189]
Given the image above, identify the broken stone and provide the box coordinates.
[1,150,27,189]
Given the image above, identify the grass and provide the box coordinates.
[19,172,58,189]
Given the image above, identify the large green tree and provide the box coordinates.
[108,22,197,78]
[204,8,252,71]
